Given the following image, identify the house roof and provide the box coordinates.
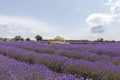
[54,36,65,41]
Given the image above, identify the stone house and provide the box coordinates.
[48,36,70,44]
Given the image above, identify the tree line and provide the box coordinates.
[0,36,120,42]
[0,35,43,41]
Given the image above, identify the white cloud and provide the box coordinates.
[106,0,120,13]
[86,0,120,40]
[86,13,112,27]
[0,15,55,39]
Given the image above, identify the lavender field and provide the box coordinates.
[0,42,120,80]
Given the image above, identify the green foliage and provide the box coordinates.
[26,38,30,41]
[95,38,104,42]
[2,38,7,41]
[21,38,24,41]
[47,41,51,44]
[14,35,24,41]
[35,35,43,41]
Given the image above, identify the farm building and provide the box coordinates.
[48,36,70,44]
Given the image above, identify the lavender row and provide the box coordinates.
[0,44,69,72]
[0,44,120,79]
[0,54,85,80]
[0,44,90,80]
[1,42,120,65]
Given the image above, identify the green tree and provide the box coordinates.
[14,35,23,41]
[95,38,104,42]
[26,38,30,41]
[2,38,7,41]
[35,35,43,41]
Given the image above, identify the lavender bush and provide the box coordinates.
[0,42,120,80]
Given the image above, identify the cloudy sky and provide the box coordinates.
[0,0,120,40]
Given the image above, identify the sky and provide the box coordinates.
[0,0,120,40]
